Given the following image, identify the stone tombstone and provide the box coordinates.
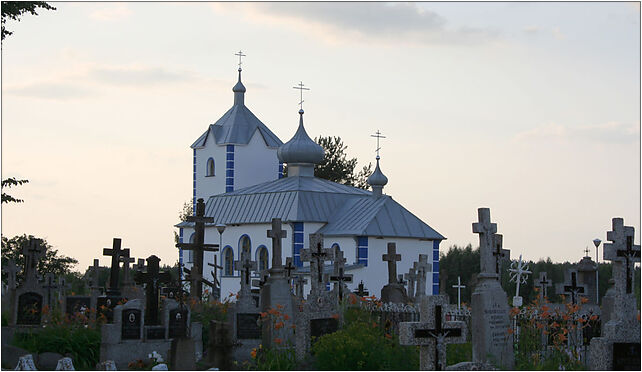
[600,278,616,329]
[13,238,47,326]
[42,272,60,308]
[310,317,339,339]
[589,218,641,370]
[87,259,102,319]
[470,208,514,369]
[414,254,432,300]
[134,255,172,326]
[381,242,408,304]
[535,271,552,298]
[169,336,196,371]
[577,254,598,304]
[121,306,143,340]
[207,320,234,370]
[404,266,417,302]
[400,295,467,370]
[2,259,18,314]
[236,313,261,339]
[556,269,586,305]
[169,307,189,339]
[14,354,37,371]
[96,295,124,323]
[65,296,91,315]
[55,357,75,371]
[329,246,353,302]
[102,238,129,296]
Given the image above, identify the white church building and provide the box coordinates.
[176,63,445,299]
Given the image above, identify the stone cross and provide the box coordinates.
[234,250,257,295]
[604,218,641,294]
[133,258,146,272]
[102,238,129,296]
[400,295,467,370]
[6,259,18,290]
[404,267,417,300]
[452,276,466,310]
[267,218,288,272]
[284,257,296,280]
[42,272,60,307]
[329,248,353,301]
[119,250,135,287]
[382,243,402,285]
[508,254,531,299]
[398,274,407,286]
[293,275,308,299]
[536,271,552,298]
[301,233,334,294]
[134,255,171,325]
[492,234,510,275]
[472,207,498,275]
[23,238,46,284]
[414,254,430,298]
[252,269,269,289]
[58,276,71,299]
[557,270,585,305]
[175,198,218,298]
[355,280,369,297]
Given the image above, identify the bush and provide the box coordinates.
[188,291,234,349]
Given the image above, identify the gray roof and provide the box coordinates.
[177,175,444,241]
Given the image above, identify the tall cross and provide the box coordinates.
[536,271,552,298]
[370,130,386,158]
[42,273,60,307]
[267,218,287,272]
[452,276,466,310]
[559,270,585,305]
[5,259,18,290]
[300,233,334,294]
[382,243,402,285]
[175,198,218,298]
[23,238,46,284]
[508,254,531,298]
[234,250,257,296]
[404,267,417,300]
[284,257,296,280]
[134,255,172,325]
[399,295,467,370]
[604,218,641,295]
[414,255,431,298]
[207,258,223,287]
[234,50,246,69]
[330,248,352,301]
[103,238,129,296]
[119,250,135,287]
[584,247,591,257]
[472,208,499,276]
[292,81,310,110]
[355,280,369,297]
[293,275,308,299]
[88,259,101,294]
[492,234,510,275]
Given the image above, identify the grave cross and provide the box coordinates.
[6,259,18,290]
[252,269,269,289]
[472,207,498,275]
[267,218,288,271]
[560,271,585,305]
[102,238,129,296]
[301,233,334,293]
[492,234,510,275]
[404,267,417,299]
[382,243,402,285]
[42,272,60,307]
[133,258,146,272]
[604,218,641,295]
[293,275,308,299]
[207,258,223,287]
[119,250,135,287]
[134,255,171,325]
[175,198,218,298]
[58,276,71,300]
[509,254,531,299]
[284,257,296,280]
[536,271,552,298]
[400,295,467,370]
[234,251,257,295]
[355,280,369,297]
[23,238,46,284]
[414,255,430,298]
[452,276,466,310]
[330,267,353,301]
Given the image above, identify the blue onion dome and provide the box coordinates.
[277,110,325,164]
[232,68,246,93]
[367,157,388,187]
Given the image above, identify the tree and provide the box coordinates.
[2,177,28,203]
[1,234,77,284]
[313,136,372,189]
[1,1,55,40]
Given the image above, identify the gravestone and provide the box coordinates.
[354,280,369,297]
[169,336,196,371]
[230,247,262,362]
[470,208,514,369]
[414,254,431,300]
[508,254,531,307]
[589,218,641,370]
[535,271,552,298]
[134,255,172,325]
[380,243,408,304]
[12,238,47,326]
[103,238,128,296]
[65,296,91,315]
[169,307,189,338]
[404,266,417,302]
[87,259,102,320]
[555,269,586,305]
[2,259,18,315]
[329,246,352,302]
[207,320,234,370]
[600,278,616,329]
[577,254,598,304]
[42,272,60,308]
[293,274,307,300]
[400,295,467,370]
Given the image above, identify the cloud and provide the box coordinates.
[89,3,132,21]
[523,26,539,34]
[551,26,565,40]
[89,65,195,87]
[514,122,640,145]
[211,2,498,46]
[4,82,94,100]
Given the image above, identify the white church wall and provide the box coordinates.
[233,130,280,191]
[194,134,227,200]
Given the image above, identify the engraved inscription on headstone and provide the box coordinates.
[612,342,641,371]
[169,308,188,338]
[236,313,261,339]
[16,292,42,325]
[310,318,338,339]
[121,309,142,340]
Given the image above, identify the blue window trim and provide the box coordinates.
[206,157,215,177]
[256,245,269,272]
[357,236,368,266]
[293,222,304,267]
[222,245,234,276]
[179,228,184,280]
[238,234,251,265]
[225,145,235,193]
[432,240,441,295]
[278,162,284,179]
[192,149,197,214]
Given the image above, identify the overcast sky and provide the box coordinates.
[2,2,639,272]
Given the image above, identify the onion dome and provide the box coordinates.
[577,255,597,272]
[233,68,246,105]
[277,110,325,165]
[368,156,388,198]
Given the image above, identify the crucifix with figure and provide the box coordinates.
[301,233,334,294]
[175,198,218,298]
[604,218,641,295]
[234,249,257,297]
[330,247,353,301]
[355,280,369,297]
[536,271,552,298]
[103,238,129,296]
[400,295,467,370]
[134,255,172,325]
[557,270,585,305]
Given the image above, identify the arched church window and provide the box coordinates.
[239,235,251,260]
[186,233,195,263]
[257,246,269,272]
[206,158,215,177]
[223,246,234,276]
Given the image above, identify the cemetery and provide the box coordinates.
[1,4,640,370]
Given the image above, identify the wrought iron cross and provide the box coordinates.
[235,50,246,69]
[292,81,310,110]
[619,235,641,294]
[563,271,585,305]
[370,130,386,158]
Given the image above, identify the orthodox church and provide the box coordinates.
[176,61,445,298]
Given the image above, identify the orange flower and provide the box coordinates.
[578,317,586,324]
[557,333,567,342]
[384,333,392,339]
[507,328,514,335]
[274,338,283,345]
[590,315,598,321]
[536,322,544,329]
[283,314,290,321]
[331,313,340,320]
[276,304,284,310]
[250,348,257,359]
[348,294,357,305]
[291,324,296,330]
[275,321,284,330]
[562,314,569,321]
[372,321,377,328]
[260,312,268,318]
[580,297,589,304]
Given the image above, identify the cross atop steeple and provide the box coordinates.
[293,81,310,111]
[235,50,246,70]
[370,130,386,159]
[584,247,590,257]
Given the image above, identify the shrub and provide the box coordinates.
[188,291,234,348]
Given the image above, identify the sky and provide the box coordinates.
[1,1,640,272]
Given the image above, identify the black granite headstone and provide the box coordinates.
[612,342,641,371]
[169,308,188,338]
[16,292,42,325]
[310,318,338,339]
[146,326,166,340]
[236,313,261,339]
[97,295,124,323]
[121,309,142,340]
[65,296,91,315]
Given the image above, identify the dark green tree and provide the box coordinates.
[1,234,77,284]
[313,136,372,189]
[2,177,29,203]
[1,1,55,40]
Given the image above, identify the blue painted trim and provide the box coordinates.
[278,162,284,179]
[206,157,215,176]
[293,222,304,267]
[256,245,268,272]
[192,149,197,214]
[433,240,441,295]
[357,236,368,266]
[226,169,234,177]
[226,145,234,152]
[225,145,235,193]
[222,246,234,276]
[179,228,184,280]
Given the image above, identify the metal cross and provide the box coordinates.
[355,280,369,297]
[492,234,510,275]
[509,254,531,298]
[537,271,552,298]
[329,267,353,301]
[292,81,310,110]
[235,50,246,69]
[370,130,386,158]
[103,238,128,296]
[284,257,296,279]
[584,247,590,257]
[452,276,466,310]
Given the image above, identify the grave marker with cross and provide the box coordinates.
[557,270,586,305]
[284,257,296,280]
[234,249,257,298]
[103,238,129,296]
[42,273,60,307]
[293,275,308,299]
[355,280,369,297]
[134,255,172,325]
[58,276,71,300]
[6,259,18,291]
[472,208,500,276]
[301,233,334,294]
[252,270,269,290]
[23,238,46,285]
[492,234,510,275]
[536,271,552,298]
[329,247,353,301]
[267,218,288,274]
[119,249,135,287]
[414,254,431,298]
[207,258,223,299]
[509,254,531,306]
[452,276,466,310]
[404,266,417,300]
[383,243,401,285]
[604,218,641,295]
[400,295,467,370]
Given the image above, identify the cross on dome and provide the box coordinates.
[371,130,386,159]
[235,50,246,70]
[293,81,310,111]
